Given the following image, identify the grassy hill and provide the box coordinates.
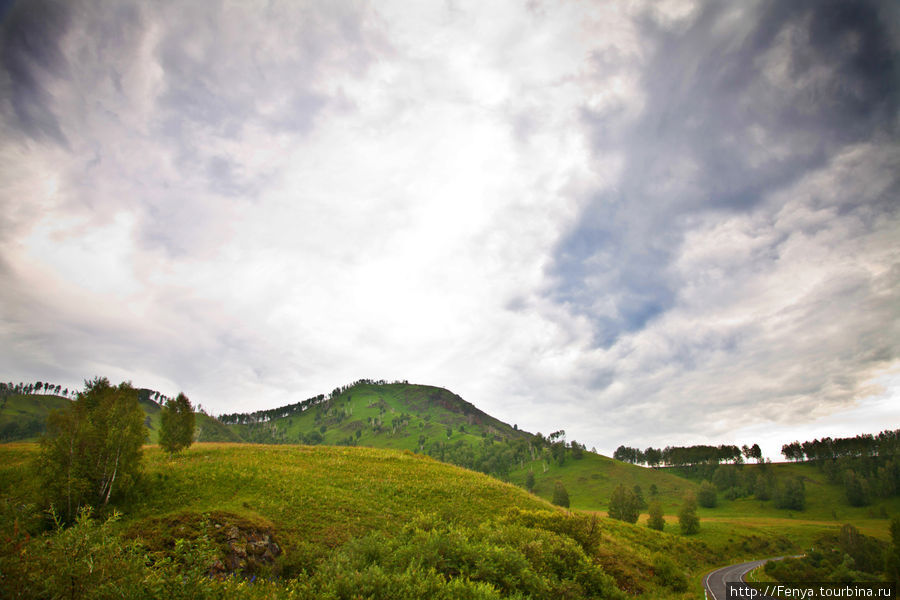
[220,382,701,504]
[0,390,241,444]
[0,442,722,599]
[223,381,528,449]
[510,451,698,513]
[0,393,70,441]
[4,381,896,551]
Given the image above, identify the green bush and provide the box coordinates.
[698,481,718,508]
[647,501,665,531]
[608,484,640,523]
[0,508,223,600]
[774,476,806,510]
[679,493,700,535]
[552,481,570,508]
[651,552,688,591]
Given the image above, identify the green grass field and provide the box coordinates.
[1,442,724,599]
[510,451,698,513]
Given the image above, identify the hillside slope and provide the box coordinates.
[511,451,699,513]
[0,442,720,599]
[220,381,702,511]
[0,391,241,444]
[222,381,528,448]
[0,394,70,441]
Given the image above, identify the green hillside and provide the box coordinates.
[1,390,241,444]
[218,382,706,513]
[0,394,70,441]
[0,442,721,599]
[222,381,528,449]
[5,381,896,552]
[665,461,900,545]
[510,451,698,513]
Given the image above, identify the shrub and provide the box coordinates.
[647,501,665,531]
[698,481,718,508]
[552,481,570,508]
[608,484,640,523]
[774,476,806,511]
[679,493,700,535]
[652,552,688,591]
[843,471,870,507]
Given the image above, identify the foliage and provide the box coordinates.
[647,501,665,531]
[632,484,646,509]
[697,480,718,508]
[651,552,687,591]
[552,480,570,508]
[742,443,763,463]
[773,476,806,511]
[159,392,196,455]
[678,493,700,535]
[36,378,146,521]
[886,516,900,587]
[0,507,224,600]
[763,525,888,584]
[321,512,626,600]
[607,484,640,524]
[843,470,871,507]
[614,443,744,466]
[781,430,900,463]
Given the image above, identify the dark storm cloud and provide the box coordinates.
[0,0,72,145]
[550,0,900,349]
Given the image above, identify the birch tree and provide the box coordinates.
[38,378,146,521]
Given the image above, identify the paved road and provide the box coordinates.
[703,557,785,599]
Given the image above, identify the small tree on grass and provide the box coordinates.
[552,481,570,508]
[159,392,196,456]
[633,484,647,509]
[774,476,806,510]
[698,481,718,508]
[647,501,665,531]
[37,378,146,521]
[679,493,700,535]
[608,484,640,523]
[525,470,535,492]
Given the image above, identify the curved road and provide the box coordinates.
[703,557,790,599]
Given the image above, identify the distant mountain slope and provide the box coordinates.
[218,381,702,510]
[0,394,70,442]
[0,380,698,514]
[221,381,528,449]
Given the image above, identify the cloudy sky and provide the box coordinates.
[1,0,898,458]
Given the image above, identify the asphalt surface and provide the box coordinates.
[703,557,782,599]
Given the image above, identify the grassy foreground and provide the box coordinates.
[1,442,726,599]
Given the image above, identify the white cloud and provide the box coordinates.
[1,0,897,458]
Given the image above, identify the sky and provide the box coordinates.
[1,0,898,459]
